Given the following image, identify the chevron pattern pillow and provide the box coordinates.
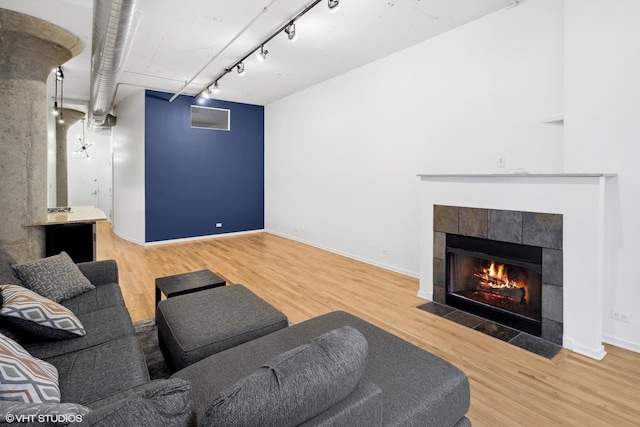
[0,333,60,403]
[0,285,86,340]
[11,252,94,303]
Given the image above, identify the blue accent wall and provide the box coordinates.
[145,90,264,242]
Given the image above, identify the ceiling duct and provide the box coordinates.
[89,0,139,126]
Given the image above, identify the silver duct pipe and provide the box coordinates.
[89,0,139,126]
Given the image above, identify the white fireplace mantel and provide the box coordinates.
[417,173,617,360]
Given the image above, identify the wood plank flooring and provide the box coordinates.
[96,223,640,427]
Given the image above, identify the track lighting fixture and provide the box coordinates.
[192,0,340,98]
[58,111,64,124]
[284,22,296,41]
[198,88,211,101]
[257,45,269,62]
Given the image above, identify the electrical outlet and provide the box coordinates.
[498,157,506,168]
[611,310,630,323]
[215,223,222,228]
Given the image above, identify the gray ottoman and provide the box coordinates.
[157,284,288,372]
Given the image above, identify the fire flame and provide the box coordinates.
[473,261,528,303]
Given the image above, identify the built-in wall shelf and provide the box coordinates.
[540,114,564,124]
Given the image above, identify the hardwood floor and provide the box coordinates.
[96,223,640,427]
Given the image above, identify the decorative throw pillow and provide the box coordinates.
[202,326,369,427]
[0,284,86,340]
[12,252,95,303]
[0,333,60,403]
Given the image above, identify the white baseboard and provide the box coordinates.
[113,229,145,246]
[266,230,419,279]
[563,338,607,361]
[603,334,640,354]
[144,229,265,246]
[417,290,431,301]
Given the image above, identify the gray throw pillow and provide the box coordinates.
[12,252,95,303]
[201,326,368,427]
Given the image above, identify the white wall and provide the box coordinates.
[112,91,146,244]
[67,122,113,220]
[265,0,564,276]
[564,0,640,352]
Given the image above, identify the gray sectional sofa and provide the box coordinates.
[0,250,471,426]
[0,250,191,426]
[172,310,471,427]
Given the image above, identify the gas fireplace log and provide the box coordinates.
[478,286,525,302]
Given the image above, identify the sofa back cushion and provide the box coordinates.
[201,326,368,427]
[0,250,21,286]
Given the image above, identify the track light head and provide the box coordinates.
[52,101,59,116]
[237,62,245,75]
[257,45,269,62]
[212,82,220,93]
[55,66,64,81]
[285,23,296,41]
[328,0,340,12]
[58,111,64,124]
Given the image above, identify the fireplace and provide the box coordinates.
[446,234,542,336]
[431,205,564,346]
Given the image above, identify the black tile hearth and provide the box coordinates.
[475,321,521,342]
[444,310,485,329]
[417,301,456,317]
[417,302,560,359]
[509,333,561,359]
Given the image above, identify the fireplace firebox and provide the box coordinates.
[446,234,542,336]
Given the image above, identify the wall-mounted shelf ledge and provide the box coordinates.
[541,114,564,124]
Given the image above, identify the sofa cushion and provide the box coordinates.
[201,326,368,427]
[81,379,192,427]
[0,250,21,286]
[22,305,136,361]
[60,282,125,316]
[157,284,288,372]
[44,335,150,406]
[0,285,85,340]
[0,333,60,403]
[12,252,94,303]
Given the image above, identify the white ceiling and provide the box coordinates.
[0,0,515,106]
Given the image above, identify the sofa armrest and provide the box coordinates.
[77,260,119,286]
[299,382,383,427]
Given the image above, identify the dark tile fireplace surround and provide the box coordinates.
[426,205,564,356]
